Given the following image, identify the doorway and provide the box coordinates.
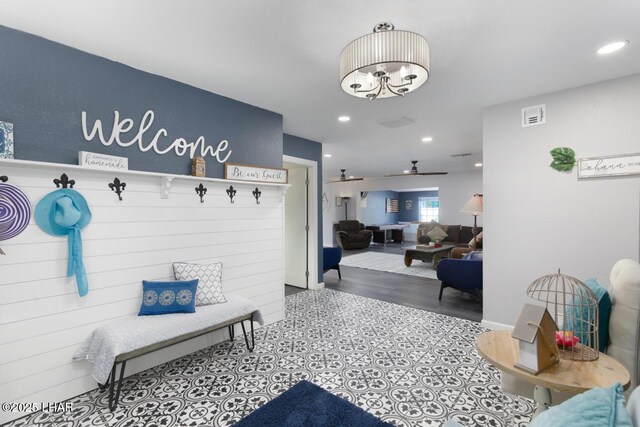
[284,163,308,288]
[283,155,319,291]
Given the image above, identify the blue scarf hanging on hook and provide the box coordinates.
[36,189,92,297]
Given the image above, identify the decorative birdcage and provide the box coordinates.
[526,270,599,361]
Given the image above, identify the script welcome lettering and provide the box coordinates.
[81,110,232,163]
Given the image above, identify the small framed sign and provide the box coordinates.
[224,162,288,184]
[78,151,129,171]
[0,121,14,159]
[578,153,640,179]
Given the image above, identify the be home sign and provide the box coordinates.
[224,162,288,184]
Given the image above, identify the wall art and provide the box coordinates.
[224,162,288,184]
[405,199,413,210]
[578,152,640,179]
[79,151,128,171]
[0,121,14,159]
[81,110,232,163]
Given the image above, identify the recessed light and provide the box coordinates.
[597,40,629,55]
[475,163,483,167]
[403,170,410,174]
[324,154,332,158]
[421,137,433,142]
[338,116,351,122]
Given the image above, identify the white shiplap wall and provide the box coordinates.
[0,161,286,424]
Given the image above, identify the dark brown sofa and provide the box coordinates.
[416,222,483,249]
[334,220,373,250]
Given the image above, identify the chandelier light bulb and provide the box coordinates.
[400,66,408,78]
[367,72,374,84]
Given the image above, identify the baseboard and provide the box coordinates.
[309,281,325,290]
[480,319,513,331]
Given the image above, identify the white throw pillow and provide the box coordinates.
[427,225,448,242]
[173,262,227,306]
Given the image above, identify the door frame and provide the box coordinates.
[283,155,320,290]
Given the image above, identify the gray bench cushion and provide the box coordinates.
[72,294,263,384]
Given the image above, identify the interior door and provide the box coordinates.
[284,166,308,288]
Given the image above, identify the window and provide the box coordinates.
[418,197,439,222]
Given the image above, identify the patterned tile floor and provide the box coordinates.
[4,289,534,427]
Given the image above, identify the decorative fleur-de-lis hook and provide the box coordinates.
[195,183,207,203]
[53,173,75,188]
[0,176,8,182]
[252,187,262,204]
[226,185,237,203]
[108,177,126,201]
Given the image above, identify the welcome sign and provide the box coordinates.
[81,110,232,163]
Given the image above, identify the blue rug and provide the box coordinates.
[233,380,394,427]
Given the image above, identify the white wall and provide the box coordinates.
[323,171,483,245]
[483,73,640,328]
[0,162,285,424]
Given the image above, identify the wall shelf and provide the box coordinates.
[0,158,289,198]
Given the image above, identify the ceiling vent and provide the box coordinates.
[451,153,472,158]
[377,116,415,129]
[521,104,546,127]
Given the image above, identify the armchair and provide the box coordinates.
[436,256,483,300]
[334,220,373,250]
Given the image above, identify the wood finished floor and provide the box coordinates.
[286,241,483,323]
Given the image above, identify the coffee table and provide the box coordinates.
[404,244,456,268]
[476,330,630,416]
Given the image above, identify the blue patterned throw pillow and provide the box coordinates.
[138,280,198,316]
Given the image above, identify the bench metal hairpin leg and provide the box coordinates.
[107,361,127,411]
[228,324,235,340]
[240,315,255,352]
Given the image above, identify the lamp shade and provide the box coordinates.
[461,194,483,215]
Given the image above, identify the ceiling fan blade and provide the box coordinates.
[383,172,447,177]
[327,177,365,183]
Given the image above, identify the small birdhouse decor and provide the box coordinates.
[512,303,559,375]
[191,156,206,177]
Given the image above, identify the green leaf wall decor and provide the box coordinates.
[550,147,576,172]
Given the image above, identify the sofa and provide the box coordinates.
[333,220,373,250]
[416,221,483,249]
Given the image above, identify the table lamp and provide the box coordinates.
[460,194,483,248]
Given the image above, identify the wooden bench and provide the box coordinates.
[73,294,262,410]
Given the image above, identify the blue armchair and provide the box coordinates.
[323,246,343,279]
[436,257,483,300]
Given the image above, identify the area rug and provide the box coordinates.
[340,251,438,279]
[234,380,393,427]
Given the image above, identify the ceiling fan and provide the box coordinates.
[327,169,365,183]
[385,161,447,177]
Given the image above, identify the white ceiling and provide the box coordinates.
[2,0,640,180]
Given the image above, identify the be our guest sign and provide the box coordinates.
[224,162,288,184]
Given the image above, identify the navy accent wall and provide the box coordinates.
[283,134,323,283]
[360,191,400,225]
[0,25,283,176]
[399,191,439,222]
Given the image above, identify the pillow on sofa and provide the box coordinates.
[138,280,198,316]
[529,382,632,427]
[468,231,484,249]
[427,226,448,242]
[564,277,611,352]
[173,262,227,306]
